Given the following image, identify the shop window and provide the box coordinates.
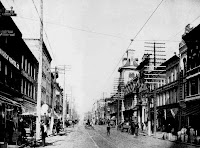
[191,77,198,95]
[187,81,190,96]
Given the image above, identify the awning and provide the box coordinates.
[181,103,200,116]
[0,94,21,107]
[21,112,37,117]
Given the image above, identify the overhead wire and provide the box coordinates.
[31,0,57,65]
[100,0,165,96]
[16,15,128,39]
[168,1,200,41]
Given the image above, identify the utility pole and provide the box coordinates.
[144,42,165,136]
[63,65,66,128]
[112,78,123,125]
[36,0,43,140]
[49,67,58,134]
[56,65,71,128]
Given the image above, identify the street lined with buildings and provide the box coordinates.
[37,124,198,148]
[1,0,200,147]
[90,23,200,146]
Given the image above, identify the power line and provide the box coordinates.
[16,15,128,39]
[132,0,165,41]
[101,0,165,94]
[31,0,57,65]
[168,12,200,41]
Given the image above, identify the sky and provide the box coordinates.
[2,0,200,116]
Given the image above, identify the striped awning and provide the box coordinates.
[0,94,21,107]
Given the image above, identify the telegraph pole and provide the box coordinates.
[63,65,66,128]
[49,67,58,134]
[36,0,43,140]
[144,42,165,135]
[56,65,71,127]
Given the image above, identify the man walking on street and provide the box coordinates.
[41,121,47,147]
[107,119,111,136]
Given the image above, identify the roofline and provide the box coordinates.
[24,38,52,62]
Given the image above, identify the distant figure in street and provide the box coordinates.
[131,120,135,135]
[141,123,144,131]
[135,122,139,136]
[87,119,90,126]
[41,121,46,147]
[107,121,111,136]
[56,120,60,134]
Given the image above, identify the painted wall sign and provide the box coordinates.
[0,30,15,36]
[0,48,19,69]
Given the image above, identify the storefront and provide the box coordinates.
[156,105,179,133]
[0,94,22,146]
[180,100,200,136]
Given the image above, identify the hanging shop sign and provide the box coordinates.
[0,48,19,69]
[0,30,15,36]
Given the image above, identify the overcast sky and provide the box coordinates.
[2,0,200,115]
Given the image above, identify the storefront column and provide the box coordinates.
[142,106,145,123]
[137,109,141,128]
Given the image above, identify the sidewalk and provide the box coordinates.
[138,129,200,147]
[98,125,200,147]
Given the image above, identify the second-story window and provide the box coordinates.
[28,63,30,75]
[171,72,174,82]
[24,80,26,95]
[10,69,12,78]
[174,69,177,80]
[33,86,35,100]
[21,55,24,70]
[21,79,23,93]
[25,59,27,72]
[30,65,32,77]
[5,65,7,75]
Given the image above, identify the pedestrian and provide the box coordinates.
[41,121,46,147]
[131,120,135,135]
[141,122,144,131]
[56,120,60,134]
[6,118,15,144]
[107,121,111,136]
[135,122,139,136]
